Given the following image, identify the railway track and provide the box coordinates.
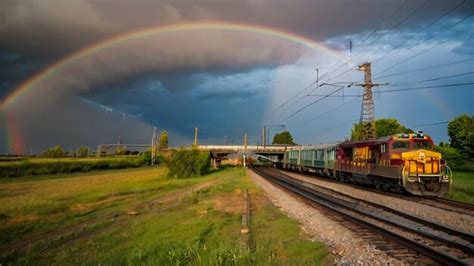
[279,168,474,216]
[415,197,474,215]
[251,165,474,265]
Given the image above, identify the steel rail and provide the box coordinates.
[267,168,474,243]
[252,166,469,265]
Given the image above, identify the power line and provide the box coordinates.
[327,2,471,89]
[356,0,429,58]
[389,71,474,86]
[374,14,474,77]
[299,97,360,125]
[375,59,473,80]
[315,0,411,86]
[267,73,319,118]
[372,0,467,65]
[279,0,421,117]
[412,121,449,128]
[378,82,474,93]
[283,85,346,121]
[294,82,474,98]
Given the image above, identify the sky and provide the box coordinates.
[0,0,473,154]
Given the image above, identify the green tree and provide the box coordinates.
[77,146,89,157]
[447,114,474,157]
[434,144,466,169]
[167,148,210,178]
[272,131,296,145]
[40,145,65,158]
[351,118,413,140]
[159,131,169,150]
[115,145,126,155]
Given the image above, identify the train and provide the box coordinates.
[279,132,451,197]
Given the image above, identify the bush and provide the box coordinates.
[167,149,210,178]
[40,145,65,158]
[434,144,472,170]
[141,150,166,165]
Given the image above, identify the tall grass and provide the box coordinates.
[0,157,147,177]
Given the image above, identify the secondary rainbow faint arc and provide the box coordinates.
[0,21,348,110]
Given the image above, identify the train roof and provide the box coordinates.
[301,142,342,150]
[339,132,433,148]
[340,136,391,147]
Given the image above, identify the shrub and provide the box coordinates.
[434,144,470,170]
[141,150,166,165]
[40,145,65,158]
[167,149,210,178]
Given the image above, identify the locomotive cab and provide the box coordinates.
[390,133,451,196]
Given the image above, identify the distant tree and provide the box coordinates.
[40,145,65,158]
[159,131,169,150]
[272,131,296,145]
[77,146,90,157]
[115,145,126,155]
[98,145,109,157]
[167,148,210,178]
[351,118,413,140]
[434,144,465,169]
[447,114,474,157]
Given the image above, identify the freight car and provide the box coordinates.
[281,132,451,196]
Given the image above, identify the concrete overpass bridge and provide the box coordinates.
[197,144,300,168]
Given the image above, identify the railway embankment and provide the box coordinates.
[280,168,474,233]
[250,166,474,264]
[248,168,403,264]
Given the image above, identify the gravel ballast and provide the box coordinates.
[281,169,474,234]
[248,169,404,264]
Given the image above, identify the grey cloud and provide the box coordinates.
[1,0,470,60]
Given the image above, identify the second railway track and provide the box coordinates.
[251,165,474,265]
[280,167,474,216]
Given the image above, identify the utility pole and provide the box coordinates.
[243,133,248,152]
[193,127,199,147]
[262,126,266,147]
[151,127,156,165]
[97,144,101,157]
[355,62,387,140]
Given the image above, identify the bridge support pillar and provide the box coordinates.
[211,158,220,170]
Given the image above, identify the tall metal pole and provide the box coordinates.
[244,133,248,152]
[262,126,266,147]
[358,62,376,140]
[151,127,156,165]
[193,127,199,147]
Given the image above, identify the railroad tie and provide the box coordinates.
[241,189,250,234]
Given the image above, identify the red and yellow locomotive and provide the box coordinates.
[335,132,451,196]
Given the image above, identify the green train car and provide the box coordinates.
[282,143,340,176]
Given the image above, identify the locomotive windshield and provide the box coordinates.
[414,141,433,150]
[392,141,409,149]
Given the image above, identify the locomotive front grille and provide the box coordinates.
[407,159,440,176]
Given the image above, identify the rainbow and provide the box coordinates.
[2,111,24,154]
[0,21,348,110]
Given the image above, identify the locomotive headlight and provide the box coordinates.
[419,152,426,161]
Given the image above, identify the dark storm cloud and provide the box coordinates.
[78,68,272,145]
[0,51,45,99]
[0,0,472,153]
[1,0,471,61]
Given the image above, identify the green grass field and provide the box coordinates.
[0,156,147,177]
[0,166,330,265]
[447,171,474,204]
